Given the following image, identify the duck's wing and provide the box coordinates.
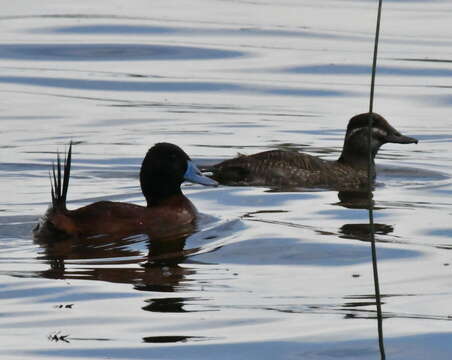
[211,150,330,187]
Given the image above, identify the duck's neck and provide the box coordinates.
[337,149,376,178]
[142,184,183,207]
[337,132,380,174]
[338,151,372,168]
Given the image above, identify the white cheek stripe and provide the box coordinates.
[347,127,387,139]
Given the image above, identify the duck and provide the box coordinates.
[33,142,218,240]
[209,112,418,190]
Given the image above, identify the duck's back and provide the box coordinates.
[211,150,365,189]
[212,150,327,187]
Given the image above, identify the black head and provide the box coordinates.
[140,143,217,206]
[339,112,418,168]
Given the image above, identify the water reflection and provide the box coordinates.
[34,224,198,293]
[0,76,348,97]
[0,44,244,61]
[282,64,452,77]
[38,23,354,40]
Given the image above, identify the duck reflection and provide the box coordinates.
[335,190,395,242]
[243,188,396,246]
[33,223,198,293]
[141,297,205,313]
[142,335,204,343]
[336,190,374,210]
[339,223,394,241]
[143,297,188,312]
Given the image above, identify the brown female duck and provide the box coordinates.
[210,112,418,190]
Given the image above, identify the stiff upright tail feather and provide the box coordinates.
[50,142,72,210]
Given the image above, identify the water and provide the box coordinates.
[1,0,452,359]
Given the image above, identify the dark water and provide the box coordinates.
[1,1,452,359]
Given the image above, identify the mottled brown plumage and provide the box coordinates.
[211,113,418,190]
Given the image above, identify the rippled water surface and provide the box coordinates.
[1,1,452,359]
